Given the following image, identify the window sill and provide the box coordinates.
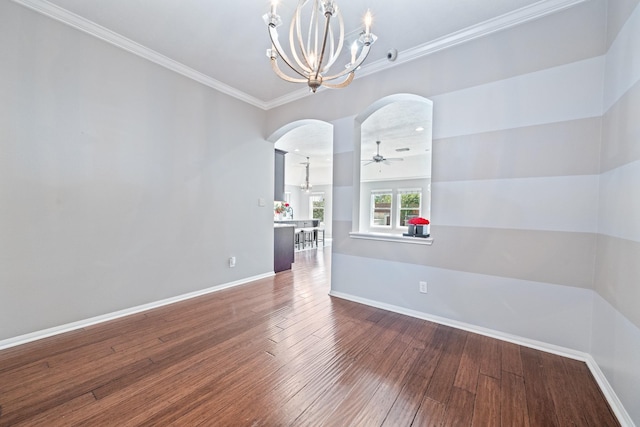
[349,232,433,245]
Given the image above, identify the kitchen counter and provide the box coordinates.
[274,219,320,228]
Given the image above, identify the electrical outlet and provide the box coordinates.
[229,256,236,268]
[419,281,427,293]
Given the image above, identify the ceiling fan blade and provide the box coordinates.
[362,161,374,166]
[385,157,404,161]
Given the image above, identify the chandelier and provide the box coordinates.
[264,0,377,93]
[301,157,313,192]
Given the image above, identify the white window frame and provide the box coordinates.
[309,192,325,222]
[370,190,393,228]
[396,188,422,228]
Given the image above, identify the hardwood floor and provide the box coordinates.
[0,248,620,426]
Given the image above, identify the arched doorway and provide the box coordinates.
[268,119,334,240]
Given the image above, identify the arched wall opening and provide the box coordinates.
[352,94,433,236]
[267,119,334,239]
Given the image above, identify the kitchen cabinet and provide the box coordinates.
[274,224,294,272]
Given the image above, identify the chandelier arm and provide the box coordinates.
[270,59,309,83]
[321,11,344,72]
[321,71,354,89]
[293,1,312,72]
[311,1,318,68]
[268,26,308,79]
[313,12,332,80]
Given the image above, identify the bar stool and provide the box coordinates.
[303,228,315,248]
[294,228,304,251]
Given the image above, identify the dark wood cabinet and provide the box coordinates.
[274,225,294,272]
[274,149,287,201]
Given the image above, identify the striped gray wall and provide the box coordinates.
[264,1,640,423]
[592,2,640,424]
[328,56,604,353]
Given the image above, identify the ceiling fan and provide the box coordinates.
[362,140,404,166]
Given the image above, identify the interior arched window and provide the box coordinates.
[354,95,433,239]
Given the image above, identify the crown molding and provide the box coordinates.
[356,0,589,81]
[10,0,270,110]
[13,0,586,111]
[262,0,588,110]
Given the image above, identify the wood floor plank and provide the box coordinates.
[289,315,409,426]
[380,325,452,426]
[478,334,501,379]
[472,374,500,426]
[454,332,483,393]
[256,326,377,425]
[12,392,96,427]
[501,371,530,427]
[351,321,437,426]
[412,396,446,427]
[0,356,154,425]
[424,326,468,404]
[520,346,560,427]
[0,248,621,427]
[441,386,476,427]
[539,351,591,426]
[500,340,523,376]
[320,319,415,426]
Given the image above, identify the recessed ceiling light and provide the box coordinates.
[294,148,300,152]
[415,126,424,132]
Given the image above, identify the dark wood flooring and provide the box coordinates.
[0,248,620,426]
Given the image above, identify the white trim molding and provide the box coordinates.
[0,272,275,351]
[355,0,589,81]
[349,231,434,245]
[328,289,634,427]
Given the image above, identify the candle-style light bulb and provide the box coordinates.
[350,41,358,63]
[364,10,372,35]
[271,0,278,15]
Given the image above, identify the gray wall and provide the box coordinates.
[1,0,638,423]
[0,1,273,340]
[267,0,639,423]
[592,0,640,423]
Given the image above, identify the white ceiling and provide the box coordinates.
[23,0,588,109]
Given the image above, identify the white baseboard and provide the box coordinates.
[584,354,636,427]
[0,272,275,351]
[329,290,634,427]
